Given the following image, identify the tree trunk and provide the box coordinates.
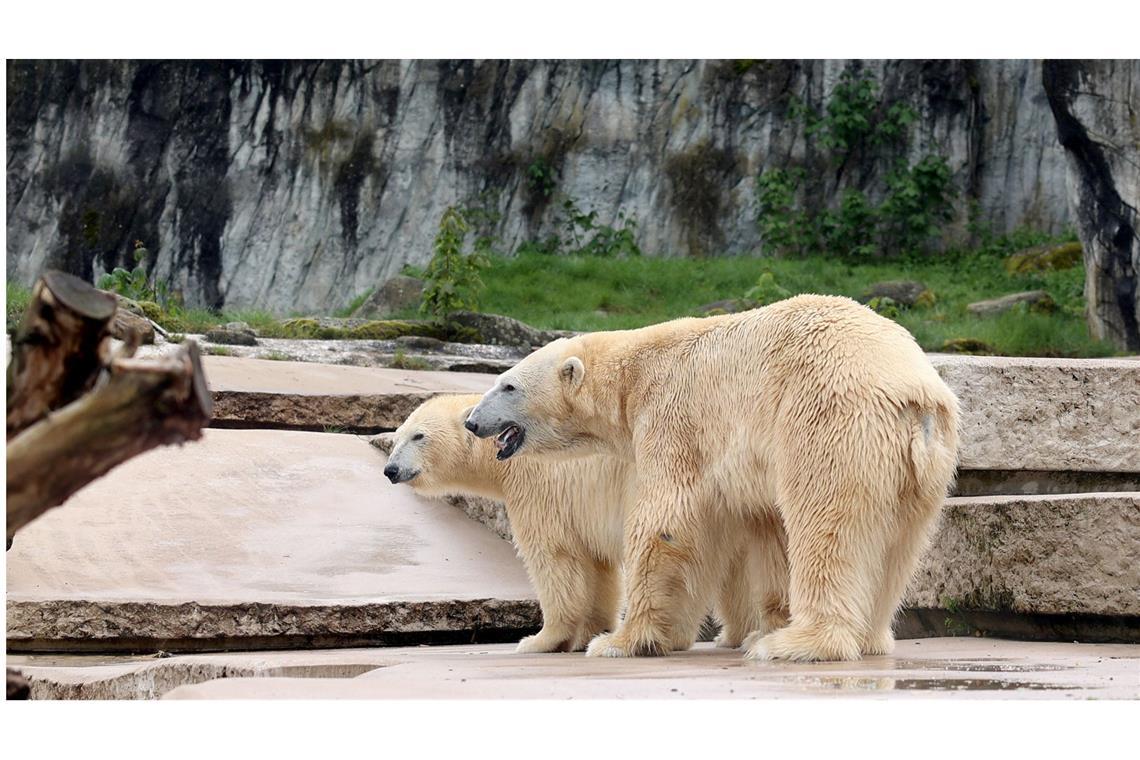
[1042,60,1140,352]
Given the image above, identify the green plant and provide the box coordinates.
[420,207,492,318]
[755,169,813,257]
[263,350,291,361]
[6,282,33,334]
[525,158,558,202]
[757,69,952,261]
[515,197,642,259]
[795,70,917,153]
[866,296,901,319]
[204,346,234,357]
[389,348,431,370]
[878,156,955,256]
[167,333,186,344]
[744,271,791,306]
[97,240,173,305]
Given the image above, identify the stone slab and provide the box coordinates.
[204,354,1139,471]
[6,429,538,650]
[203,355,495,432]
[909,493,1140,616]
[929,354,1140,472]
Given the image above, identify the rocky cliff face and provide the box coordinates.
[4,59,1115,314]
[1043,60,1140,352]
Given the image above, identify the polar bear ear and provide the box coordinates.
[560,356,585,389]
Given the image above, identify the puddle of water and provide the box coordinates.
[893,678,1077,692]
[891,659,1071,673]
[782,675,1079,692]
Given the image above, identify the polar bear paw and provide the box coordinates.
[861,629,895,657]
[743,624,862,663]
[515,629,576,654]
[585,632,633,658]
[713,628,747,649]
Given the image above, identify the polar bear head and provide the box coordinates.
[464,337,600,461]
[384,394,487,497]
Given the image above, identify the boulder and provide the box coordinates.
[110,308,156,344]
[967,290,1056,317]
[446,311,569,348]
[1004,241,1083,274]
[352,276,425,318]
[223,321,256,337]
[860,280,932,308]
[205,328,258,346]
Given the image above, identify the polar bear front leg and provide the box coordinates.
[586,485,712,658]
[515,547,596,654]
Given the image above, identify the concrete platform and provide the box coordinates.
[6,429,538,651]
[10,638,1136,700]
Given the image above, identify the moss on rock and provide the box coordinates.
[1004,241,1083,274]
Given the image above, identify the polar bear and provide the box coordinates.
[464,294,959,662]
[384,393,789,654]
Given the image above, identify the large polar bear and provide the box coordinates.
[465,294,959,662]
[383,393,789,654]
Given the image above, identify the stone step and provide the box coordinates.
[6,425,1137,651]
[9,638,1138,700]
[207,354,1140,472]
[203,355,496,432]
[5,428,539,653]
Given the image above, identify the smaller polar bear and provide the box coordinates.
[383,393,789,653]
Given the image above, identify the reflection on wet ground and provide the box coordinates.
[782,675,1079,692]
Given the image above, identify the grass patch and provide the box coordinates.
[472,240,1117,358]
[6,282,33,333]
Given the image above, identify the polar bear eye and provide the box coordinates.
[412,433,425,441]
[503,384,516,392]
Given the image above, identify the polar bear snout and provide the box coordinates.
[383,461,419,484]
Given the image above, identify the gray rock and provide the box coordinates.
[223,321,256,337]
[861,280,929,307]
[967,290,1055,316]
[6,60,1095,314]
[448,311,565,348]
[205,328,258,346]
[110,308,156,345]
[353,276,425,318]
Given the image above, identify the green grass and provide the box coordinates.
[6,282,33,333]
[461,241,1117,358]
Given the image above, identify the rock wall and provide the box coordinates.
[5,59,1120,313]
[1043,60,1140,351]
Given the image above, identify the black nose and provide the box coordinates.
[383,464,400,483]
[464,419,478,434]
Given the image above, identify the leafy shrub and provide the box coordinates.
[421,207,491,319]
[97,241,173,304]
[744,271,792,306]
[516,197,642,258]
[756,69,955,260]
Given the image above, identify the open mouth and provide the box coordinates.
[493,423,525,460]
